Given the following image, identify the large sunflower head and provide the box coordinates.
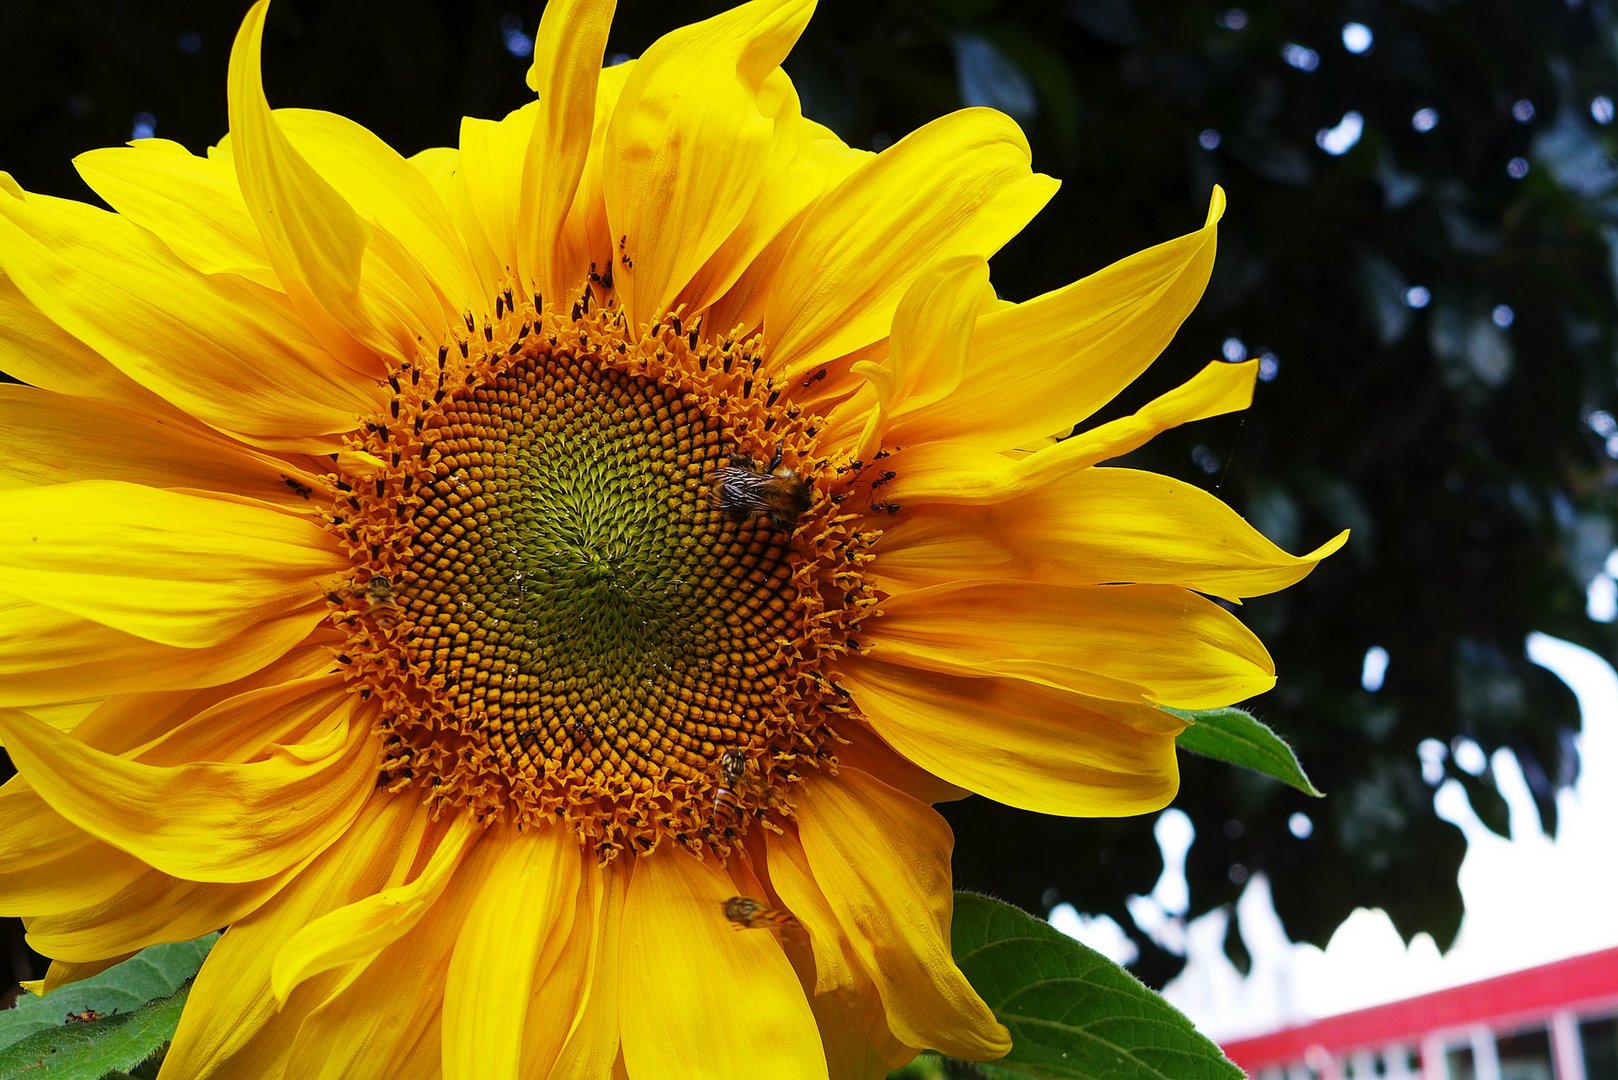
[0,0,1344,1076]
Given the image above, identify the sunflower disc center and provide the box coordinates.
[328,296,874,860]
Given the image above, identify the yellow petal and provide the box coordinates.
[604,0,815,323]
[443,828,583,1080]
[459,103,543,294]
[703,118,869,337]
[868,580,1276,708]
[876,465,1349,601]
[836,718,968,806]
[64,640,342,761]
[0,242,171,407]
[764,828,858,995]
[0,384,324,512]
[884,358,1261,507]
[160,794,423,1080]
[272,813,478,1004]
[543,860,625,1080]
[276,108,480,317]
[618,852,826,1079]
[0,779,141,916]
[412,144,505,301]
[841,657,1182,816]
[0,698,374,883]
[0,590,321,707]
[0,482,343,649]
[554,61,636,293]
[228,1,421,371]
[282,890,464,1080]
[0,182,383,450]
[1059,356,1259,466]
[670,71,822,317]
[74,138,277,287]
[521,0,616,299]
[804,977,917,1080]
[22,956,132,998]
[765,107,1057,377]
[795,767,1009,1060]
[914,187,1224,449]
[27,854,304,964]
[864,256,993,416]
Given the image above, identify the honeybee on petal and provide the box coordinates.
[711,449,812,531]
[722,895,800,935]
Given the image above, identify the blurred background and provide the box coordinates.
[4,0,1617,1064]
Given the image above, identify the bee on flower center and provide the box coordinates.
[711,448,813,532]
[721,895,800,936]
[711,748,749,828]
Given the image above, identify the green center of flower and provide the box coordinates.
[325,289,880,860]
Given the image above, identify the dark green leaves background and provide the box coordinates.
[3,0,1615,993]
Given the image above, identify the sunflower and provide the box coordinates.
[0,0,1344,1076]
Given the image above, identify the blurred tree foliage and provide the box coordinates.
[3,0,1617,989]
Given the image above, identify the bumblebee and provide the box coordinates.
[711,451,812,531]
[721,895,800,934]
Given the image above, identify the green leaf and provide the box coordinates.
[0,984,191,1080]
[0,934,215,1078]
[1171,706,1323,797]
[948,893,1241,1080]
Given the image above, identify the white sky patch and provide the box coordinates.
[1162,634,1618,1040]
[1049,904,1140,966]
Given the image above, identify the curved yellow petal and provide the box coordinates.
[0,385,324,511]
[0,591,322,707]
[0,698,374,884]
[0,185,382,451]
[282,888,464,1080]
[868,256,993,415]
[27,855,304,964]
[541,859,624,1080]
[805,976,917,1080]
[841,657,1182,816]
[98,667,351,767]
[885,358,1261,508]
[0,483,342,649]
[605,0,815,323]
[1059,356,1259,467]
[459,103,543,295]
[670,72,823,318]
[0,779,142,917]
[554,61,636,294]
[228,1,426,371]
[703,118,869,337]
[869,580,1276,708]
[23,956,132,998]
[913,186,1224,449]
[276,108,480,316]
[443,828,583,1080]
[521,0,616,300]
[160,794,423,1080]
[795,767,1008,1060]
[74,139,277,288]
[876,465,1348,601]
[764,827,858,995]
[618,851,826,1079]
[765,107,1057,377]
[0,219,185,409]
[273,813,479,1004]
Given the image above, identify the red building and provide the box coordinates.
[1221,946,1618,1079]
